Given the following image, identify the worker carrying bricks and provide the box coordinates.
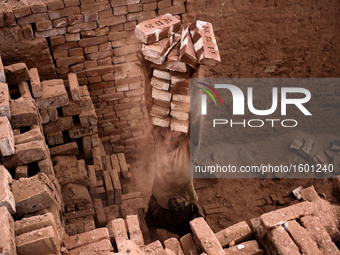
[135,14,220,235]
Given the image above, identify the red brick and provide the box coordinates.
[0,165,15,214]
[267,226,300,255]
[79,36,107,47]
[64,228,109,250]
[300,216,339,255]
[98,15,126,28]
[68,239,113,254]
[180,234,200,255]
[257,201,315,236]
[0,206,16,255]
[189,20,221,66]
[215,221,252,248]
[135,13,180,44]
[284,220,322,255]
[48,6,80,19]
[11,173,56,215]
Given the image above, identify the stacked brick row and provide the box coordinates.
[0,0,188,157]
[0,56,65,254]
[135,14,221,133]
[0,56,150,254]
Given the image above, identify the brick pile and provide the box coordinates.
[0,56,150,254]
[0,0,189,158]
[135,13,220,133]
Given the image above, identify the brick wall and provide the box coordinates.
[0,0,188,158]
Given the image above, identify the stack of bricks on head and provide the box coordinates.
[135,13,221,133]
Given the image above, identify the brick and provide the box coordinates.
[153,69,171,81]
[128,3,142,12]
[18,81,32,99]
[172,94,190,103]
[113,44,139,56]
[16,13,48,25]
[98,15,126,28]
[65,32,80,41]
[36,20,53,31]
[152,87,172,102]
[150,104,170,118]
[4,63,29,86]
[86,65,113,76]
[166,43,188,73]
[299,138,313,158]
[111,218,128,251]
[143,2,157,10]
[157,0,171,9]
[143,240,163,254]
[29,0,47,13]
[10,97,39,128]
[0,165,15,214]
[64,0,80,7]
[164,238,184,255]
[151,116,170,127]
[80,2,110,12]
[14,212,58,236]
[135,13,181,44]
[11,173,56,215]
[79,36,108,47]
[52,17,68,27]
[171,101,190,113]
[15,165,28,179]
[142,35,173,59]
[284,220,322,255]
[300,215,339,255]
[50,142,79,155]
[68,123,98,139]
[68,239,113,254]
[215,221,252,248]
[64,228,109,250]
[56,55,84,67]
[114,6,128,15]
[68,73,81,102]
[14,129,44,145]
[170,110,189,120]
[189,20,221,66]
[267,225,300,255]
[0,83,10,118]
[179,25,198,68]
[21,23,34,40]
[45,0,65,11]
[67,21,97,33]
[126,215,144,246]
[13,3,31,18]
[257,201,315,236]
[180,234,200,255]
[50,35,66,46]
[290,139,303,151]
[48,6,80,19]
[36,79,69,109]
[28,68,42,98]
[0,206,16,255]
[103,169,115,205]
[127,10,156,22]
[68,13,83,25]
[16,226,60,255]
[170,118,189,133]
